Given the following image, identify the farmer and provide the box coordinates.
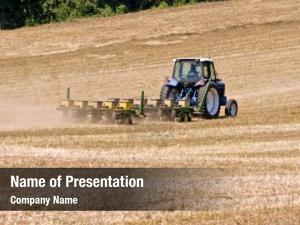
[187,63,200,80]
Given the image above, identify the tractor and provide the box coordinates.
[160,58,238,119]
[57,57,238,124]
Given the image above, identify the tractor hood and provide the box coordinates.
[166,78,201,87]
[166,78,179,87]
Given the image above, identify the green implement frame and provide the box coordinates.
[172,106,193,122]
[139,90,145,116]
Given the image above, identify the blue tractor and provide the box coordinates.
[160,58,238,119]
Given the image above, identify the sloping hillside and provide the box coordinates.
[0,0,299,224]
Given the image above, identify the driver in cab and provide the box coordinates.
[188,63,206,86]
[187,64,200,81]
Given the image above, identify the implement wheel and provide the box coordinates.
[125,116,133,125]
[171,109,177,121]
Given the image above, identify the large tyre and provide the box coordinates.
[160,85,177,101]
[225,99,238,117]
[204,84,220,119]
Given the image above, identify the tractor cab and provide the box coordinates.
[172,58,217,84]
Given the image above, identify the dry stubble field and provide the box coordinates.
[0,0,299,224]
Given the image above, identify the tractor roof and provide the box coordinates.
[173,57,213,62]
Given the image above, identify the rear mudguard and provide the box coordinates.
[215,80,226,106]
[208,81,227,106]
[196,80,227,107]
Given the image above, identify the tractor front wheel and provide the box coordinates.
[225,99,238,117]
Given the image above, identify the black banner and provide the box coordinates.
[0,168,230,211]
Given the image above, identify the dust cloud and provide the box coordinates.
[0,103,63,130]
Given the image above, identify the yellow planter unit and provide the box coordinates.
[119,100,132,110]
[74,100,88,109]
[163,99,175,107]
[60,99,74,108]
[103,100,118,110]
[178,99,190,108]
[147,99,160,107]
[88,101,103,109]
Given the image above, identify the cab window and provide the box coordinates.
[202,61,216,80]
[203,62,210,79]
[209,63,216,79]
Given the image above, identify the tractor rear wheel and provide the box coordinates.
[160,85,177,101]
[204,84,220,119]
[160,85,170,101]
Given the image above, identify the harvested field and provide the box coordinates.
[0,0,299,224]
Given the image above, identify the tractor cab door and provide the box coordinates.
[202,61,217,80]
